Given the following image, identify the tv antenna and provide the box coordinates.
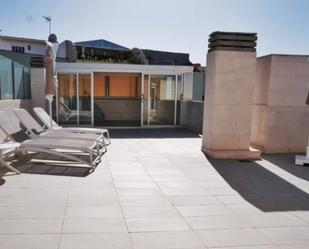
[43,16,52,35]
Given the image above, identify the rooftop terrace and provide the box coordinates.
[1,128,309,249]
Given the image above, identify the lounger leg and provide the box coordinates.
[105,131,111,144]
[0,158,21,174]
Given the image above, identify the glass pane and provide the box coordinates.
[0,55,13,100]
[192,71,205,101]
[94,73,141,127]
[14,62,24,99]
[79,74,92,125]
[149,75,175,125]
[93,73,107,125]
[176,75,183,125]
[109,74,140,97]
[58,73,77,125]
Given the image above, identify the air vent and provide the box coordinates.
[208,31,257,52]
[30,56,47,68]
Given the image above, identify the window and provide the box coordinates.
[27,45,31,51]
[12,46,25,53]
[0,55,31,100]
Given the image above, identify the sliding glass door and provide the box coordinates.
[142,74,183,126]
[57,73,92,126]
[57,72,183,127]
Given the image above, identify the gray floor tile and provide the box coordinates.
[119,196,172,206]
[185,215,252,230]
[0,234,60,249]
[62,218,127,233]
[65,206,123,218]
[258,227,309,244]
[197,228,271,247]
[168,195,220,206]
[242,213,307,228]
[122,206,180,218]
[176,205,231,217]
[130,231,205,249]
[0,219,63,234]
[0,206,65,218]
[59,233,133,249]
[126,217,190,232]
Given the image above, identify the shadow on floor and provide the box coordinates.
[0,177,5,186]
[206,155,309,212]
[7,153,94,177]
[262,153,309,181]
[109,128,200,139]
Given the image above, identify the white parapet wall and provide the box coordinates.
[251,54,309,153]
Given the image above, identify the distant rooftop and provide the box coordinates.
[75,39,130,51]
[0,35,46,44]
[142,49,192,66]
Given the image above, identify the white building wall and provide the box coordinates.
[0,38,46,55]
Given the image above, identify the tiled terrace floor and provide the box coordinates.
[1,128,309,249]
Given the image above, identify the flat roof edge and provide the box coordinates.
[258,53,309,59]
[56,62,193,73]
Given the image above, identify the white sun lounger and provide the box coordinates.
[0,111,102,171]
[33,107,111,145]
[14,108,106,153]
[0,142,21,174]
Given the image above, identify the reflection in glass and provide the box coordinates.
[93,73,141,126]
[0,55,13,99]
[14,62,24,99]
[58,73,78,125]
[79,74,92,125]
[143,75,149,125]
[149,75,175,125]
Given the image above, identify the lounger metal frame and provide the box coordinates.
[33,107,111,145]
[0,111,103,171]
[14,109,107,154]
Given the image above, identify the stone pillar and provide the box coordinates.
[202,32,261,159]
[30,63,46,108]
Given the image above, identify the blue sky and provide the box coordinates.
[1,0,309,64]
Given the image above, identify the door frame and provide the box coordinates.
[141,73,183,127]
[56,71,94,126]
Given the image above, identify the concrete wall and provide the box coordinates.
[185,100,204,133]
[251,54,309,153]
[94,98,141,121]
[156,100,175,125]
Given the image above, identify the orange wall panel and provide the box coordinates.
[94,73,106,97]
